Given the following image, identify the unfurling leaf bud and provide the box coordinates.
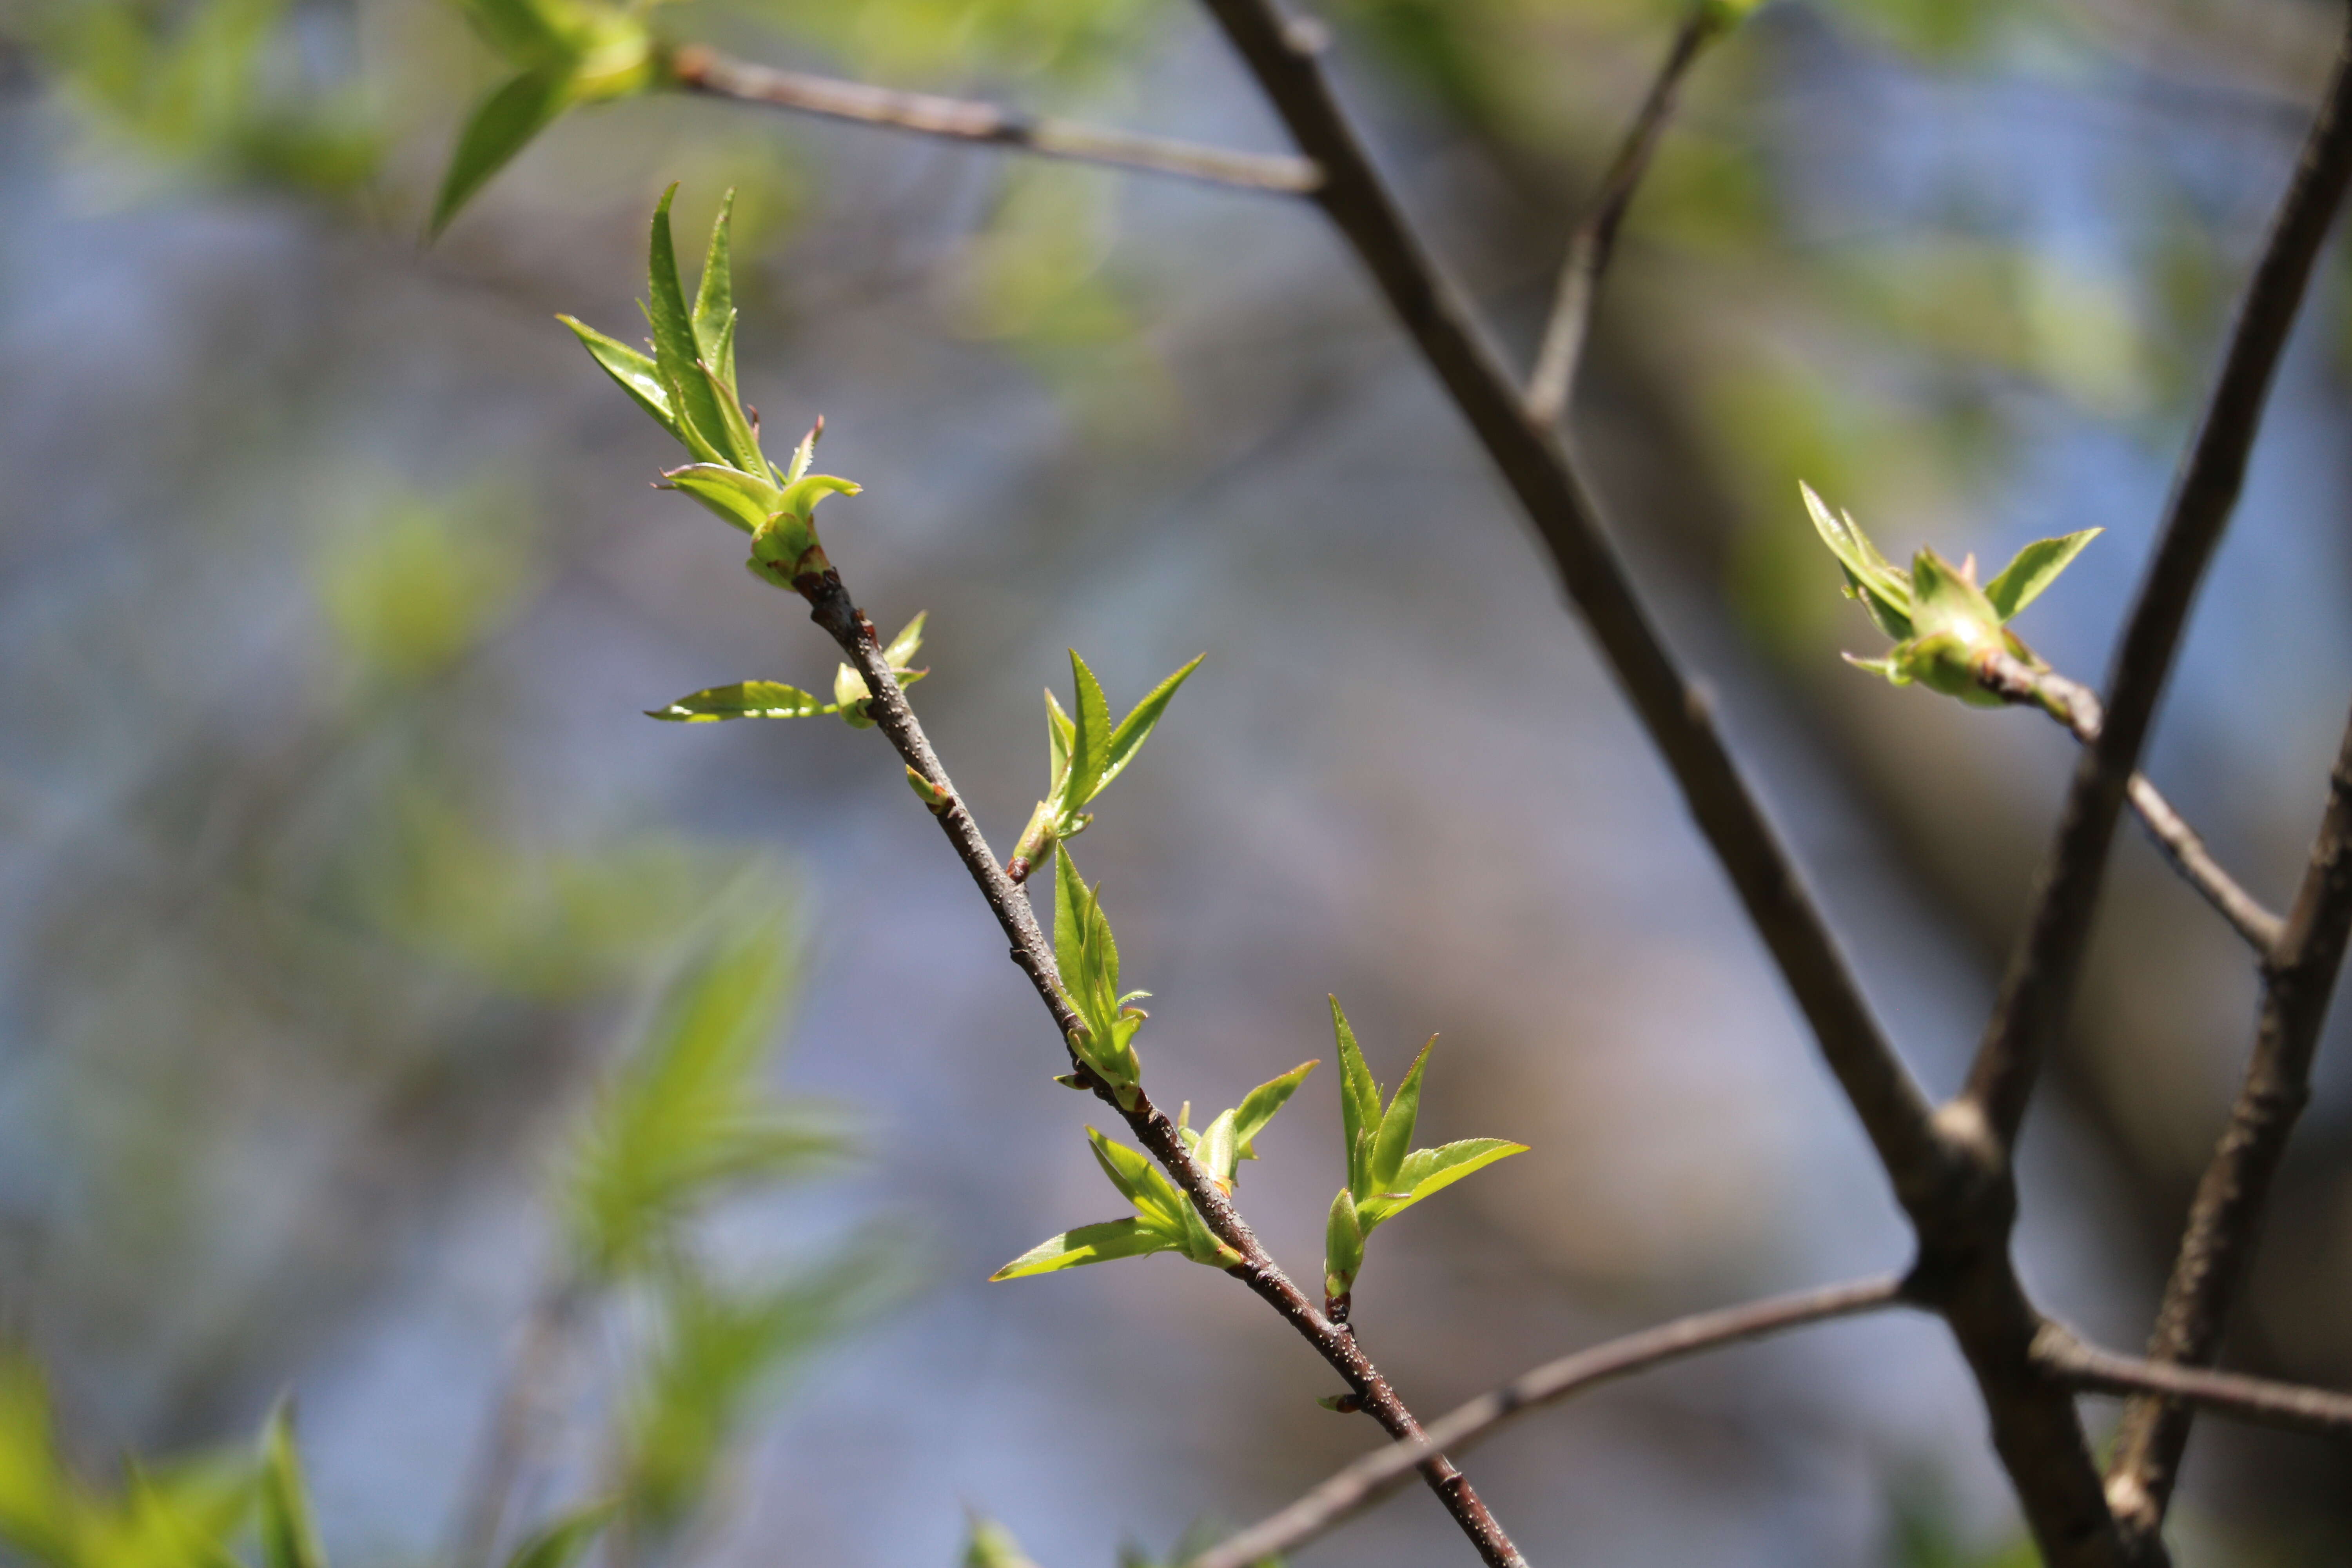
[905,767,950,813]
[1324,1187,1365,1301]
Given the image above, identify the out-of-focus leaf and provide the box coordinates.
[0,1356,75,1568]
[499,1501,618,1568]
[1983,530,2100,622]
[316,489,537,686]
[614,1252,895,1532]
[963,1516,1044,1568]
[566,914,849,1278]
[988,1218,1175,1280]
[647,682,828,722]
[257,1405,326,1568]
[429,67,571,239]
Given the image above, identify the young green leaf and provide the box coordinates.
[645,187,742,471]
[647,681,827,722]
[1363,1138,1529,1226]
[989,1218,1176,1280]
[428,67,570,239]
[1323,1187,1364,1299]
[1044,688,1074,789]
[883,612,927,670]
[1195,1108,1239,1189]
[258,1404,326,1568]
[557,315,678,438]
[1231,1059,1318,1160]
[1367,1037,1434,1194]
[1095,654,1204,795]
[457,0,574,63]
[697,368,765,480]
[1175,1191,1241,1268]
[1328,997,1381,1201]
[1983,529,2101,622]
[691,191,738,391]
[1087,1127,1181,1230]
[1063,650,1113,809]
[832,663,873,727]
[1052,845,1085,999]
[500,1502,618,1568]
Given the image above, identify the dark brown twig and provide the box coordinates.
[793,571,1525,1568]
[1962,8,2352,1150]
[2100,696,2352,1540]
[1973,652,2282,954]
[1185,1276,1909,1568]
[668,47,1323,196]
[2036,1325,2352,1439]
[1523,4,1721,426]
[1183,6,2143,1562]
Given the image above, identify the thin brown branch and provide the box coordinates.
[1962,8,2352,1150]
[2037,1325,2352,1439]
[1185,5,2145,1563]
[1974,651,2282,954]
[2100,695,2352,1539]
[1524,5,1720,426]
[667,46,1323,196]
[792,570,1525,1568]
[1185,1276,1909,1568]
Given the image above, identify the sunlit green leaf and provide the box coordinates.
[646,187,742,470]
[1063,650,1112,809]
[647,681,827,722]
[883,612,927,670]
[1095,653,1203,796]
[1367,1037,1432,1194]
[1983,529,2100,622]
[1362,1138,1528,1226]
[692,191,739,392]
[1323,1187,1363,1298]
[559,314,678,439]
[963,1515,1044,1568]
[1328,997,1381,1201]
[662,463,782,536]
[989,1218,1174,1281]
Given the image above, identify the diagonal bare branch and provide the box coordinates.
[667,46,1323,195]
[1962,9,2352,1149]
[1185,1276,1909,1568]
[2100,693,2352,1540]
[2037,1325,2352,1439]
[1973,652,2283,954]
[1183,5,2147,1562]
[1524,4,1723,426]
[795,571,1525,1568]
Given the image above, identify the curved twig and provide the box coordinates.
[1185,1276,1910,1568]
[1974,651,2282,955]
[668,47,1323,195]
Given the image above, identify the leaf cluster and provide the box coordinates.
[1802,482,2098,702]
[1006,650,1201,880]
[562,190,861,590]
[1321,998,1524,1302]
[988,1061,1314,1281]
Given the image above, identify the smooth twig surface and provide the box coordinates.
[795,572,1525,1568]
[669,47,1323,194]
[1963,10,2352,1150]
[1523,5,1719,425]
[1185,6,2143,1562]
[2037,1326,2352,1439]
[1974,652,2282,954]
[1185,1276,1908,1568]
[2102,696,2352,1538]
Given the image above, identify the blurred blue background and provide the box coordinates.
[1,0,2350,1563]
